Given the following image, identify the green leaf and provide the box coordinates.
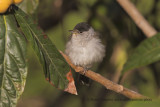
[122,33,160,74]
[0,14,27,106]
[13,6,70,90]
[17,0,39,14]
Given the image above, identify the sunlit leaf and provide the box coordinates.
[122,33,160,74]
[0,14,27,106]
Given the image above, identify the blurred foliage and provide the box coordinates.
[125,99,160,107]
[17,0,160,107]
[18,0,39,14]
[132,0,155,15]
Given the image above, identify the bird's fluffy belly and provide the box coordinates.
[69,46,94,66]
[66,38,105,67]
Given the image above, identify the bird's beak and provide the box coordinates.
[69,29,79,36]
[68,30,73,33]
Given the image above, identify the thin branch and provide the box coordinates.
[60,51,148,99]
[117,0,157,37]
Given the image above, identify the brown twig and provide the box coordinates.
[60,51,148,99]
[117,0,157,37]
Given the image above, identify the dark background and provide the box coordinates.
[17,0,160,107]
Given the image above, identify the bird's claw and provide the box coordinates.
[82,68,88,75]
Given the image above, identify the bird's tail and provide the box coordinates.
[78,74,91,86]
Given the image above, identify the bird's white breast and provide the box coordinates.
[65,37,105,68]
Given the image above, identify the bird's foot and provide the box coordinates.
[82,68,88,75]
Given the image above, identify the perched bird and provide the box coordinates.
[65,22,105,84]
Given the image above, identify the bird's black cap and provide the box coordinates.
[74,22,91,32]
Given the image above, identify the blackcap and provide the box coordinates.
[65,22,105,84]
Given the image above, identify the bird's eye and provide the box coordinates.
[79,31,83,33]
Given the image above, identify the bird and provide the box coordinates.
[65,22,105,84]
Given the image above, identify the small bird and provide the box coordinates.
[65,22,105,84]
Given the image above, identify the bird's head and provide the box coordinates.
[69,22,95,41]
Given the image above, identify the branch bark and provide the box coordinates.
[117,0,157,37]
[60,51,148,99]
